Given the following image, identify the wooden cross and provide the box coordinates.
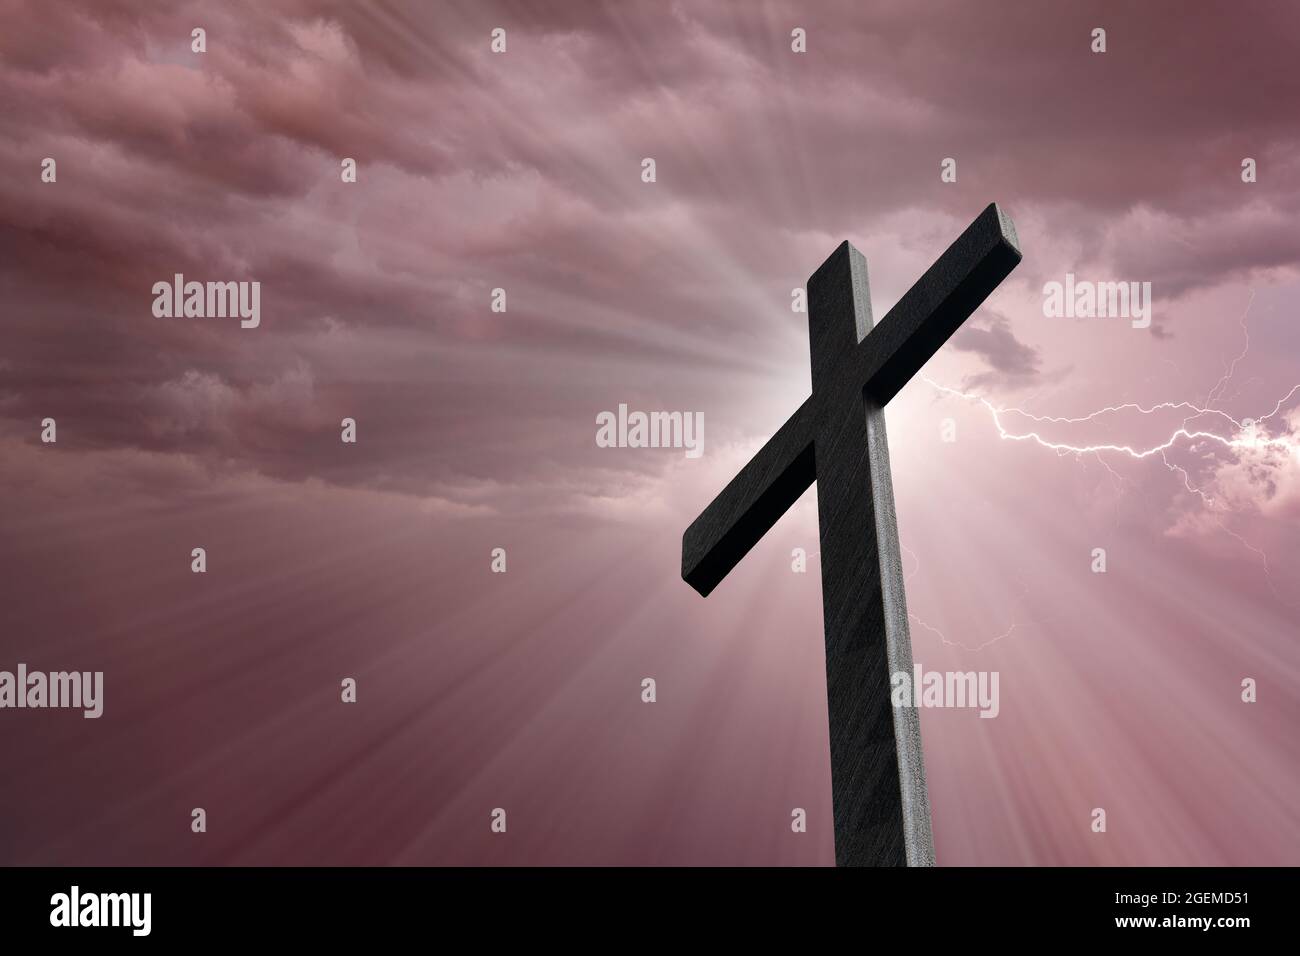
[682,203,1022,866]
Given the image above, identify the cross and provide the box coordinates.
[681,203,1022,866]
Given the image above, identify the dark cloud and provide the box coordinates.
[0,0,1297,503]
[950,314,1041,389]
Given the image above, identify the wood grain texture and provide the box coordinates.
[807,240,931,867]
[681,399,815,597]
[681,203,1022,866]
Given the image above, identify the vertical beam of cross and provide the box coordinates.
[682,203,1022,866]
[806,241,932,865]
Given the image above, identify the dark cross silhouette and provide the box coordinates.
[682,203,1022,866]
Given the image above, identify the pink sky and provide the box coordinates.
[1,0,1297,864]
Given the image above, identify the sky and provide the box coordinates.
[1,0,1298,865]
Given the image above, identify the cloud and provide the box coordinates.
[950,314,1041,390]
[1201,408,1300,521]
[1,0,1298,514]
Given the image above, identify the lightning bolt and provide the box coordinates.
[917,377,1299,464]
[903,544,1020,651]
[916,291,1300,618]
